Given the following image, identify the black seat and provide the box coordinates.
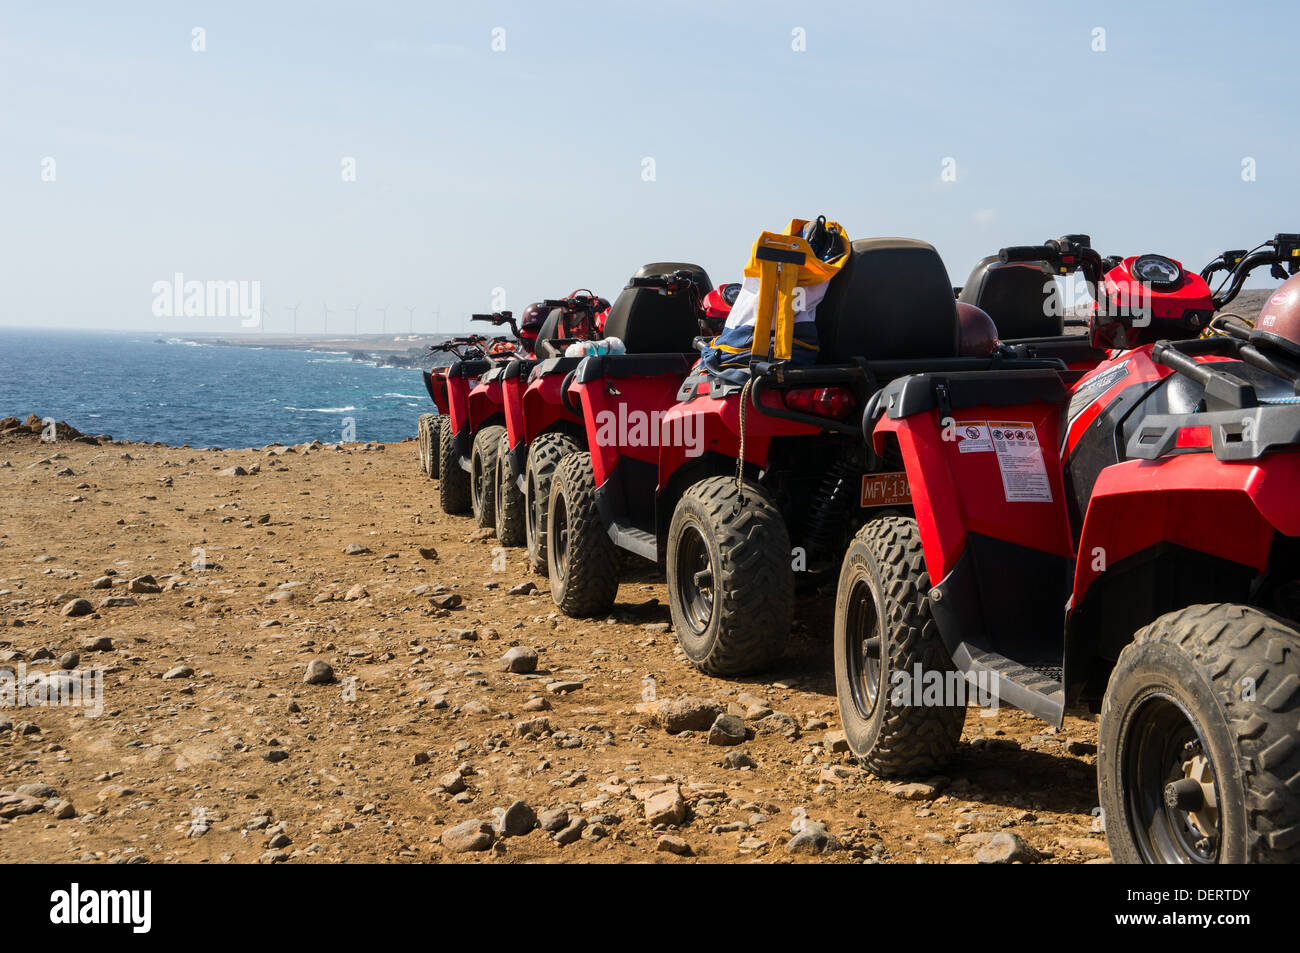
[533,308,568,358]
[958,257,1063,339]
[815,238,960,363]
[604,262,711,354]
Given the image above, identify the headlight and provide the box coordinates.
[1132,254,1183,289]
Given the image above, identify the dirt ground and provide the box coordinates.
[0,427,1107,864]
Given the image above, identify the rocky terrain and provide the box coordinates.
[0,420,1106,864]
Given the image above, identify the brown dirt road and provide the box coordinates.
[0,429,1105,863]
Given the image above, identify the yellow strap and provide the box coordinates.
[750,255,778,361]
[774,262,800,360]
[743,219,853,363]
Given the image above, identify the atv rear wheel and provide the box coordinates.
[525,432,581,574]
[470,425,505,529]
[666,477,792,676]
[1099,603,1300,864]
[547,452,619,617]
[832,516,964,777]
[494,430,525,546]
[427,415,443,479]
[437,419,471,515]
[416,413,436,477]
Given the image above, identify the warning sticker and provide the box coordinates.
[989,421,1052,503]
[955,421,993,453]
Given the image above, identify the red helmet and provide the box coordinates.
[1250,274,1300,361]
[518,302,551,348]
[955,301,999,357]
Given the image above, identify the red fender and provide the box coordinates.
[657,391,821,491]
[873,405,1073,582]
[1071,453,1300,605]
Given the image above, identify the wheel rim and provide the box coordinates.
[843,573,883,719]
[551,492,570,580]
[1121,692,1221,864]
[471,451,485,513]
[673,523,715,636]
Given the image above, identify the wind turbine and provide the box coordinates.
[376,304,389,333]
[320,301,334,334]
[285,301,301,334]
[346,301,362,336]
[405,305,417,335]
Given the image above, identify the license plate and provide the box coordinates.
[860,471,911,508]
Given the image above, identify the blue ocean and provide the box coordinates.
[0,329,430,448]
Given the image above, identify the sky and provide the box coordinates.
[2,0,1297,334]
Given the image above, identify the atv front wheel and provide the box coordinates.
[437,419,471,515]
[547,451,619,617]
[666,477,792,676]
[525,432,581,574]
[1099,603,1300,864]
[832,516,964,777]
[470,425,505,529]
[494,430,525,546]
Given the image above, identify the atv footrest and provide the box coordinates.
[951,644,1065,727]
[607,522,656,561]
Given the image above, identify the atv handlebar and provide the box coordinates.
[471,311,521,339]
[1206,234,1300,310]
[999,244,1059,264]
[627,270,697,293]
[999,237,1104,288]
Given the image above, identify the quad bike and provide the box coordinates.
[514,272,717,575]
[493,291,609,555]
[548,239,1066,672]
[834,232,1300,863]
[434,320,526,517]
[418,335,493,480]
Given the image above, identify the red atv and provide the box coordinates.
[495,292,609,560]
[549,241,1065,674]
[418,334,498,482]
[517,268,716,575]
[434,319,526,518]
[837,232,1300,863]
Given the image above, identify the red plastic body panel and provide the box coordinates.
[873,405,1074,582]
[508,371,580,450]
[1071,453,1300,605]
[1102,257,1213,321]
[429,369,451,416]
[573,372,695,488]
[447,374,501,436]
[658,392,822,490]
[1062,348,1245,458]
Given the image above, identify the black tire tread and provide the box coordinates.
[525,432,581,574]
[838,516,964,778]
[669,477,792,677]
[548,451,619,617]
[471,425,505,528]
[437,418,471,514]
[1104,603,1300,863]
[494,430,525,546]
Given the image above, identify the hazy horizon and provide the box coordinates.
[5,1,1297,335]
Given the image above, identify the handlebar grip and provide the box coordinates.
[470,314,494,322]
[999,245,1056,264]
